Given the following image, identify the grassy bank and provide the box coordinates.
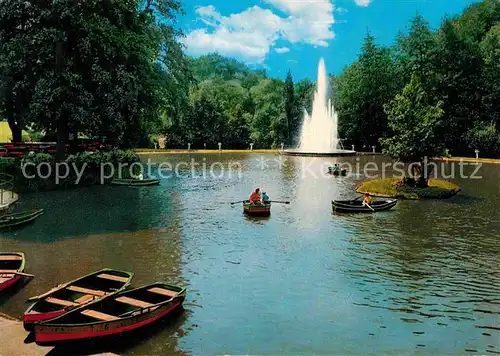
[437,157,500,164]
[135,148,281,154]
[357,177,461,200]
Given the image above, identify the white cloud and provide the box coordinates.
[184,1,335,63]
[275,47,290,54]
[355,0,372,7]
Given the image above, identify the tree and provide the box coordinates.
[380,75,445,187]
[395,14,438,90]
[283,70,295,144]
[250,79,285,148]
[335,33,397,147]
[0,0,190,157]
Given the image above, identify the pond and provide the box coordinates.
[1,153,499,355]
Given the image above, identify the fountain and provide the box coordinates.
[284,58,356,157]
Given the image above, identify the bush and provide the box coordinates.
[2,149,141,192]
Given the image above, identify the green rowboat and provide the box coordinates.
[0,209,44,229]
[110,178,160,186]
[243,201,271,216]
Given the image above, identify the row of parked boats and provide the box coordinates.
[0,252,186,345]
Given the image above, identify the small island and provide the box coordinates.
[357,177,460,200]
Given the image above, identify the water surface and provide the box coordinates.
[1,154,499,355]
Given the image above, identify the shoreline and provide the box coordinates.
[134,149,500,164]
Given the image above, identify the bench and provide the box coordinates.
[81,309,119,321]
[115,296,154,308]
[66,285,107,296]
[96,273,129,283]
[45,297,78,307]
[74,295,95,304]
[0,255,22,261]
[148,287,178,297]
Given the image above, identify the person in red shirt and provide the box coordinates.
[249,188,261,204]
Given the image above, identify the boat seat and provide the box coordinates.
[0,255,22,261]
[0,269,16,274]
[74,294,95,304]
[115,296,154,308]
[67,285,107,296]
[81,309,119,321]
[148,287,178,297]
[96,273,129,283]
[45,297,79,307]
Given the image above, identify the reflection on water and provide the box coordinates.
[1,153,499,355]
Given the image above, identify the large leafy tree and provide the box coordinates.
[0,0,189,157]
[381,76,445,186]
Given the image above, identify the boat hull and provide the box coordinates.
[243,202,271,216]
[0,252,25,291]
[35,300,182,344]
[0,210,43,230]
[328,168,347,176]
[332,199,398,213]
[110,179,160,186]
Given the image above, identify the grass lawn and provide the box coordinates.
[357,177,460,200]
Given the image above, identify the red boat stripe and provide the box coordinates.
[24,310,66,323]
[0,275,21,291]
[35,302,181,343]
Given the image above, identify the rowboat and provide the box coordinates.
[243,201,271,216]
[328,167,347,176]
[34,282,186,345]
[0,252,25,291]
[24,268,133,330]
[0,209,44,229]
[110,178,160,186]
[332,199,398,213]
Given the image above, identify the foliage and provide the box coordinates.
[381,75,445,164]
[0,0,190,156]
[334,33,398,147]
[7,149,140,192]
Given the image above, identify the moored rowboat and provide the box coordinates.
[332,199,398,213]
[110,178,160,186]
[243,201,271,216]
[0,252,25,291]
[24,268,133,330]
[0,209,44,229]
[34,282,186,345]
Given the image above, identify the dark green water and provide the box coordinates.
[1,153,499,355]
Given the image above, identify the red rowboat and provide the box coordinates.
[24,268,133,330]
[0,252,25,291]
[34,282,186,345]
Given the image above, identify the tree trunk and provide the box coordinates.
[7,117,22,142]
[55,119,68,161]
[417,160,429,188]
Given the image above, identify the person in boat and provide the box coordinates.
[261,192,270,204]
[249,188,261,204]
[362,193,373,206]
[332,163,340,172]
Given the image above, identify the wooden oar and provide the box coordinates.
[269,201,290,204]
[0,271,35,278]
[363,202,375,212]
[27,283,67,301]
[230,200,247,205]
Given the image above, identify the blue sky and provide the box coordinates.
[179,0,479,81]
